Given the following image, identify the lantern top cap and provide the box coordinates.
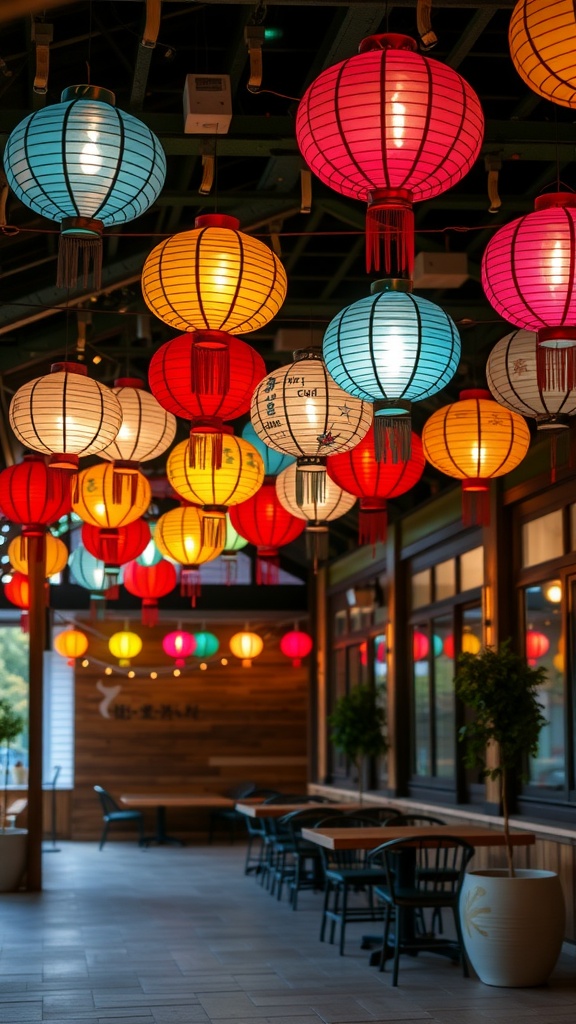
[359,33,418,54]
[370,278,413,295]
[114,378,145,390]
[61,84,116,106]
[534,192,576,212]
[460,388,491,402]
[50,361,88,377]
[292,347,322,362]
[194,213,241,231]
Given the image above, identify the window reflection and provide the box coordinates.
[523,582,565,791]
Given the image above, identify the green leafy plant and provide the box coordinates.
[454,638,547,877]
[328,684,389,804]
[0,697,24,833]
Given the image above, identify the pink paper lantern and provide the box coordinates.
[162,630,196,668]
[279,630,313,668]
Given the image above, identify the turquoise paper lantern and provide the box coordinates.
[69,545,123,618]
[241,422,295,477]
[192,631,219,659]
[323,281,461,461]
[3,84,166,289]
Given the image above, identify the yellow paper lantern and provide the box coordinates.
[422,389,530,526]
[461,633,481,656]
[73,462,151,527]
[109,630,142,667]
[54,628,89,666]
[229,630,264,668]
[141,214,287,335]
[166,435,264,549]
[154,505,224,605]
[509,0,576,108]
[9,533,68,578]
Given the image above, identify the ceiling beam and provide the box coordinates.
[444,6,499,69]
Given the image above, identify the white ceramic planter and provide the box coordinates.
[460,868,565,987]
[0,829,27,892]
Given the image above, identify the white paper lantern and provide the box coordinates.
[99,378,176,502]
[486,329,576,428]
[276,462,356,567]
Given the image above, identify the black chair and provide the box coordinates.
[94,785,146,850]
[384,814,447,933]
[318,813,391,955]
[258,795,313,891]
[242,790,284,876]
[285,807,346,909]
[367,834,475,986]
[208,780,257,844]
[346,807,402,824]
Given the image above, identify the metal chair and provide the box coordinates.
[384,814,447,933]
[259,795,313,891]
[242,789,283,876]
[285,807,346,909]
[346,807,402,824]
[367,834,475,985]
[208,780,257,844]
[94,785,146,850]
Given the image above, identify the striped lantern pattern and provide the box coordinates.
[323,285,460,462]
[8,533,68,578]
[54,629,89,665]
[509,0,576,108]
[141,214,287,335]
[73,462,151,527]
[421,389,531,525]
[229,481,306,584]
[154,504,224,606]
[123,558,178,626]
[99,378,176,475]
[4,571,31,631]
[250,349,371,507]
[486,329,576,426]
[9,363,122,473]
[276,462,356,567]
[296,33,483,275]
[81,518,151,569]
[0,455,71,532]
[241,421,295,476]
[229,630,263,668]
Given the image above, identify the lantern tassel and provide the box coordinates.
[100,530,119,565]
[462,483,490,527]
[112,466,139,505]
[256,554,279,586]
[20,612,29,634]
[181,568,201,607]
[296,467,326,508]
[142,599,158,627]
[536,345,576,393]
[222,554,238,586]
[358,507,387,549]
[191,339,230,395]
[200,512,226,550]
[188,431,223,471]
[374,414,412,463]
[305,524,329,573]
[366,188,414,277]
[57,234,102,291]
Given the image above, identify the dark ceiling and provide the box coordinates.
[0,0,572,565]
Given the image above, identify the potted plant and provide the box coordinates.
[454,638,565,987]
[0,697,27,892]
[328,683,389,804]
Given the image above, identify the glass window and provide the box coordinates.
[522,510,563,568]
[523,583,565,792]
[413,625,431,776]
[433,615,454,779]
[435,559,456,601]
[460,547,484,592]
[412,569,431,609]
[334,610,348,638]
[374,634,388,787]
[0,627,28,781]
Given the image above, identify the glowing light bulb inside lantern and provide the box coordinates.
[117,422,134,441]
[174,635,184,653]
[471,444,487,470]
[94,502,106,517]
[381,334,404,373]
[213,258,231,288]
[184,535,199,561]
[139,540,156,567]
[93,568,104,588]
[391,93,406,148]
[80,129,102,175]
[548,240,566,289]
[305,399,319,424]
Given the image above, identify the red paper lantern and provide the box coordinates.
[526,630,550,665]
[229,481,306,584]
[327,426,425,547]
[482,193,576,392]
[148,331,265,469]
[279,629,313,668]
[123,559,178,626]
[413,630,429,662]
[0,455,72,557]
[296,33,484,275]
[162,629,196,668]
[4,571,33,632]
[81,518,150,590]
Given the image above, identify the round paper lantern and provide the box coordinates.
[73,463,151,565]
[123,559,178,626]
[526,630,550,662]
[241,422,295,477]
[229,630,263,668]
[327,425,425,546]
[148,332,266,470]
[509,0,576,109]
[482,193,576,392]
[3,85,166,288]
[487,329,576,429]
[99,379,176,500]
[0,456,72,553]
[443,632,481,660]
[413,630,429,662]
[166,435,264,550]
[154,505,224,606]
[192,631,219,659]
[229,482,306,584]
[4,571,31,631]
[221,514,249,585]
[162,630,196,668]
[422,390,531,525]
[296,33,484,275]
[251,349,371,506]
[280,629,313,668]
[323,282,460,462]
[9,363,122,478]
[108,630,142,667]
[276,463,356,567]
[8,533,68,579]
[54,628,89,666]
[136,525,163,568]
[82,519,150,575]
[141,213,287,334]
[68,545,123,618]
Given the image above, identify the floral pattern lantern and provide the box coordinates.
[99,379,176,501]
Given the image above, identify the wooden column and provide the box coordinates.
[310,566,328,784]
[386,521,409,796]
[26,533,46,891]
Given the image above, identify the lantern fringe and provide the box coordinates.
[57,235,103,291]
[222,553,238,585]
[296,467,326,508]
[256,554,279,585]
[104,567,121,591]
[112,467,139,505]
[201,514,226,550]
[191,340,230,395]
[90,596,107,621]
[374,415,412,463]
[366,193,414,276]
[181,568,201,607]
[462,487,490,527]
[99,530,120,565]
[188,431,223,471]
[20,612,29,634]
[142,600,158,627]
[359,508,387,549]
[305,525,329,573]
[536,345,576,393]
[47,464,78,503]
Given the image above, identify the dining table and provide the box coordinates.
[120,793,240,846]
[235,801,384,818]
[301,823,536,964]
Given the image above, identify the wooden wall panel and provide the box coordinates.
[72,624,309,840]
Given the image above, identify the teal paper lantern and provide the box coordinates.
[192,631,219,659]
[241,422,295,477]
[69,545,123,618]
[323,281,461,462]
[136,523,164,567]
[3,84,166,289]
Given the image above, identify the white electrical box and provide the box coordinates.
[413,251,469,289]
[183,74,232,134]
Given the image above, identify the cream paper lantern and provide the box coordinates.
[276,462,356,567]
[99,378,176,465]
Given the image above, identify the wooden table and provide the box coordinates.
[235,801,380,818]
[120,794,237,846]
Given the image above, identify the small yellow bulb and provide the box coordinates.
[150,671,158,680]
[200,662,207,671]
[173,669,181,677]
[220,657,228,666]
[81,659,89,668]
[104,666,113,676]
[128,670,135,679]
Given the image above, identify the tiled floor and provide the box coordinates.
[0,841,574,1024]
